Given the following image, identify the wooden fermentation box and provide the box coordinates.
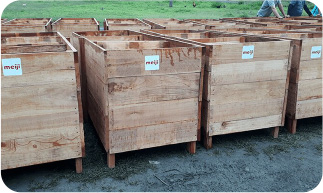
[1,18,52,33]
[1,32,84,172]
[71,30,204,167]
[103,18,151,30]
[143,29,292,149]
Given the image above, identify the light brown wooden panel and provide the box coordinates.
[300,38,322,61]
[107,73,200,106]
[1,82,78,119]
[211,80,286,105]
[209,98,284,123]
[210,59,288,85]
[296,98,322,119]
[97,41,169,50]
[297,79,322,101]
[209,114,282,136]
[1,126,82,170]
[299,60,322,80]
[109,98,198,130]
[105,47,202,79]
[210,41,290,65]
[109,120,197,154]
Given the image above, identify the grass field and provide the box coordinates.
[1,0,315,27]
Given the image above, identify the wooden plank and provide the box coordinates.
[300,38,322,61]
[1,44,67,54]
[1,82,78,120]
[209,114,282,136]
[84,39,107,82]
[107,73,200,106]
[210,41,290,65]
[297,79,322,101]
[211,80,286,105]
[105,47,202,80]
[109,98,198,130]
[296,98,322,119]
[210,59,288,85]
[209,98,284,123]
[86,65,107,114]
[86,35,141,41]
[1,126,82,170]
[1,36,62,45]
[2,111,79,133]
[1,52,76,86]
[299,60,322,80]
[97,41,170,50]
[109,120,197,154]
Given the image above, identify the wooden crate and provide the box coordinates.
[206,28,322,134]
[143,18,206,30]
[103,18,151,30]
[143,29,292,149]
[221,17,322,31]
[1,32,84,172]
[71,30,204,168]
[183,19,268,29]
[1,18,52,33]
[52,18,99,38]
[1,18,8,24]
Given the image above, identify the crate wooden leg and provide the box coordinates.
[203,135,212,149]
[271,126,279,138]
[107,153,115,168]
[75,158,83,173]
[187,141,196,154]
[287,117,297,134]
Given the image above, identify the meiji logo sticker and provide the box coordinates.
[145,55,159,71]
[242,45,254,59]
[2,58,22,76]
[311,46,322,59]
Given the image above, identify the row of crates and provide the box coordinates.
[1,17,322,172]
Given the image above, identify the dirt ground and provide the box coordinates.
[1,117,322,192]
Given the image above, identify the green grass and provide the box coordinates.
[1,0,316,27]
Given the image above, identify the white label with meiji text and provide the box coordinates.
[242,45,254,59]
[2,58,22,76]
[145,55,159,71]
[311,46,322,59]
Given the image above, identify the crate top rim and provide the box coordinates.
[52,18,99,26]
[208,28,322,39]
[72,30,204,52]
[104,18,151,27]
[143,29,293,46]
[2,31,77,53]
[2,18,52,26]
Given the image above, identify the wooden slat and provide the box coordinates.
[109,120,197,154]
[1,44,67,54]
[209,98,284,123]
[1,126,82,170]
[1,82,78,119]
[109,98,198,130]
[105,47,202,80]
[297,79,322,101]
[299,60,322,80]
[211,80,286,105]
[107,73,200,106]
[97,41,169,50]
[296,98,322,119]
[1,55,76,88]
[209,114,282,136]
[87,90,109,152]
[300,38,322,61]
[2,111,78,133]
[210,59,288,85]
[210,41,290,65]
